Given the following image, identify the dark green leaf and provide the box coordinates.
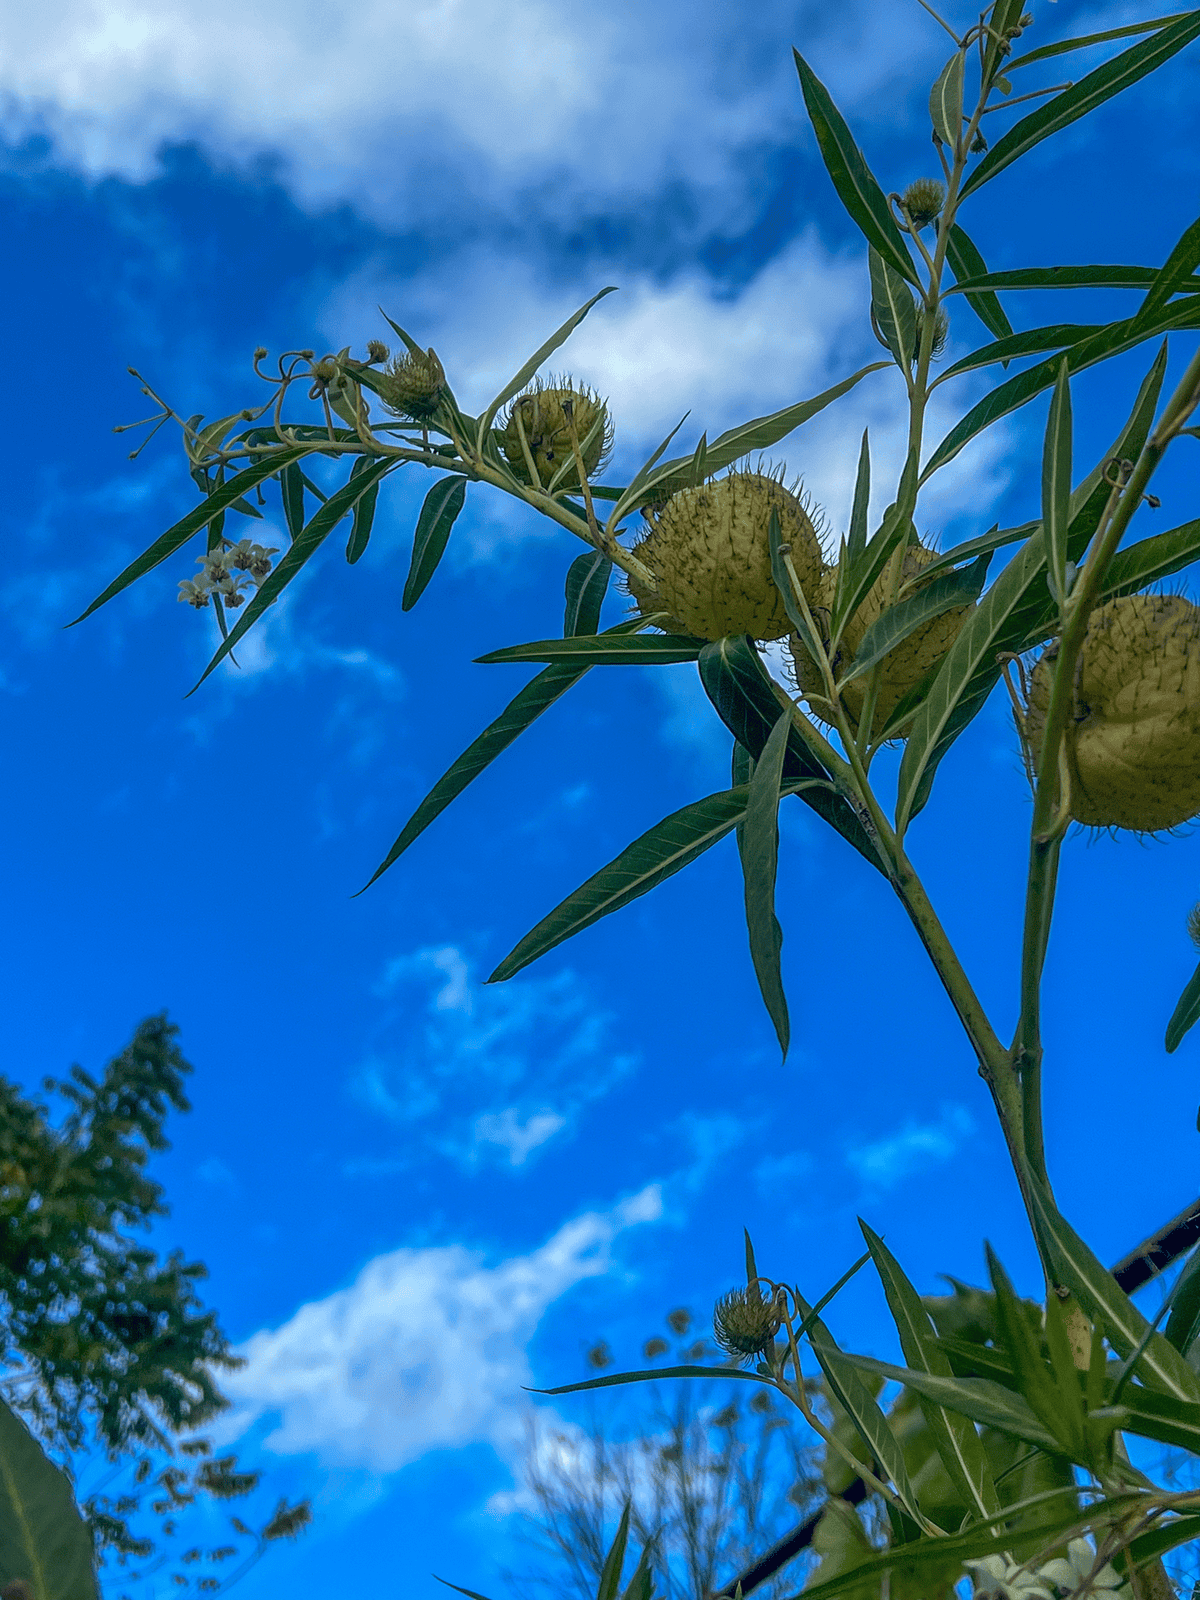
[940,324,1104,380]
[1042,359,1073,606]
[1138,215,1200,323]
[597,1504,631,1600]
[1099,518,1200,608]
[477,633,705,666]
[793,50,917,286]
[435,1580,493,1600]
[831,498,913,647]
[697,636,886,874]
[346,459,381,564]
[477,287,618,439]
[981,0,1026,86]
[1102,1383,1200,1453]
[847,431,871,565]
[915,521,1036,584]
[534,1363,770,1396]
[227,494,264,520]
[987,1247,1078,1450]
[838,554,990,690]
[841,1354,1062,1453]
[1166,960,1200,1054]
[403,475,468,611]
[740,712,791,1058]
[70,447,309,626]
[563,551,612,637]
[1006,13,1195,73]
[1125,1512,1200,1573]
[192,456,395,692]
[377,309,424,357]
[945,225,1014,342]
[945,264,1186,294]
[929,50,965,149]
[0,1396,99,1600]
[617,413,691,511]
[961,13,1200,198]
[869,248,917,369]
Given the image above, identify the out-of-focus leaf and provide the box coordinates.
[1006,13,1194,72]
[1042,360,1073,606]
[597,1503,631,1600]
[793,50,917,285]
[0,1395,99,1600]
[477,287,617,439]
[960,13,1200,198]
[945,225,1014,343]
[477,633,705,666]
[940,324,1103,380]
[929,50,964,149]
[70,447,309,625]
[740,711,791,1057]
[1163,1245,1200,1359]
[535,1364,769,1397]
[1124,1512,1200,1573]
[870,248,917,370]
[1166,961,1200,1054]
[1102,1383,1200,1453]
[837,555,990,690]
[403,475,468,611]
[842,1355,1062,1453]
[563,551,613,637]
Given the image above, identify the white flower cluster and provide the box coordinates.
[178,539,279,610]
[966,1539,1132,1600]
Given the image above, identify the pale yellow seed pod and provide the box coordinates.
[501,380,612,491]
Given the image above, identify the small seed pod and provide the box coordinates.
[379,347,445,421]
[1020,593,1200,832]
[915,304,950,358]
[712,1285,782,1362]
[791,540,972,736]
[901,178,945,230]
[629,469,823,643]
[501,378,612,491]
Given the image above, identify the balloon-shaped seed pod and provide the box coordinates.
[1021,593,1200,832]
[501,379,612,491]
[627,470,823,643]
[791,541,972,735]
[378,348,445,421]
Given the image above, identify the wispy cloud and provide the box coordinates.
[845,1104,974,1190]
[219,1186,663,1472]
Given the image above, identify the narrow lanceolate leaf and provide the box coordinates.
[70,446,310,625]
[941,324,1103,380]
[403,475,467,611]
[859,1222,1001,1520]
[740,712,791,1058]
[917,520,1036,583]
[1103,1384,1200,1454]
[346,460,381,564]
[946,263,1191,294]
[869,249,917,370]
[535,1364,771,1397]
[945,226,1014,342]
[831,496,913,646]
[281,460,306,542]
[837,554,990,690]
[841,1355,1063,1453]
[1097,518,1200,609]
[489,784,797,983]
[597,1504,631,1600]
[1164,1245,1200,1356]
[847,431,871,565]
[1043,360,1073,607]
[1137,215,1200,323]
[192,455,397,691]
[0,1396,99,1600]
[1027,1184,1200,1403]
[697,636,886,874]
[477,633,705,667]
[477,286,618,439]
[793,50,918,286]
[962,12,1200,198]
[798,1296,922,1520]
[563,550,612,637]
[981,0,1026,85]
[1006,13,1195,72]
[929,50,965,150]
[1166,960,1200,1054]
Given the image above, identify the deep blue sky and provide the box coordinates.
[2,1,1199,1595]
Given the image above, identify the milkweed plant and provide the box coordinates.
[73,2,1200,1597]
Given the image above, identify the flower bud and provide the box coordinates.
[501,378,612,491]
[901,178,945,230]
[379,348,446,422]
[713,1285,782,1362]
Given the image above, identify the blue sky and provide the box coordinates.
[2,0,1200,1594]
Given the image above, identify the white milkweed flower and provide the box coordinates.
[966,1542,1133,1600]
[1038,1539,1130,1597]
[199,547,233,583]
[226,538,279,583]
[177,577,211,608]
[965,1554,1055,1600]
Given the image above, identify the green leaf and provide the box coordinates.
[477,286,618,441]
[535,1364,771,1397]
[1166,959,1200,1054]
[615,413,691,514]
[435,1580,493,1600]
[837,554,990,691]
[697,636,886,874]
[563,551,613,638]
[597,1503,631,1600]
[740,712,791,1058]
[961,13,1200,198]
[1026,1183,1200,1403]
[346,458,381,564]
[831,496,913,648]
[940,324,1103,380]
[477,633,706,666]
[281,461,306,542]
[945,225,1014,343]
[769,506,824,666]
[841,1354,1062,1454]
[846,431,871,565]
[0,1395,99,1600]
[1099,518,1200,608]
[929,50,965,150]
[870,248,917,370]
[987,1247,1080,1452]
[1006,13,1195,73]
[1137,214,1200,323]
[403,475,468,611]
[191,455,396,692]
[70,446,310,626]
[1042,360,1073,606]
[489,783,816,983]
[793,50,918,286]
[981,0,1026,87]
[859,1222,1002,1519]
[915,521,1037,584]
[946,263,1195,294]
[1124,1512,1200,1574]
[1102,1383,1200,1454]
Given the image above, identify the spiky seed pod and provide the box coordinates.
[791,540,972,736]
[901,178,945,229]
[628,470,823,642]
[712,1285,782,1362]
[1020,594,1200,832]
[379,347,445,421]
[500,379,612,491]
[916,304,950,358]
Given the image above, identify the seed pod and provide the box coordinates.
[791,540,972,736]
[628,470,823,642]
[379,348,445,421]
[712,1285,782,1362]
[1020,593,1200,832]
[501,379,612,491]
[901,178,945,230]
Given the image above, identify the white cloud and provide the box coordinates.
[220,1186,663,1471]
[473,1107,566,1167]
[846,1103,974,1189]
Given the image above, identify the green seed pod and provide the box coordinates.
[916,304,950,358]
[712,1285,781,1362]
[379,347,445,421]
[629,470,824,643]
[501,378,612,491]
[791,540,972,736]
[901,178,945,230]
[1020,593,1200,832]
